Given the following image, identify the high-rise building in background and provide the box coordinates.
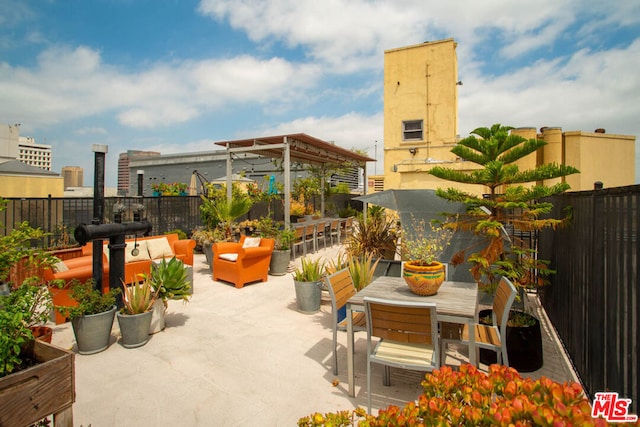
[61,166,84,189]
[18,136,52,170]
[118,150,160,195]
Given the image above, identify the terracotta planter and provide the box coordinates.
[402,261,445,296]
[30,325,53,343]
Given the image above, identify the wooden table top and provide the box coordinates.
[348,276,478,320]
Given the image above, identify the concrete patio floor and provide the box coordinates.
[50,246,580,426]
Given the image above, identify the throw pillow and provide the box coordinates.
[103,243,110,262]
[242,237,261,248]
[53,260,69,273]
[219,253,239,262]
[146,237,175,259]
[125,240,151,263]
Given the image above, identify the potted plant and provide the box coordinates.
[0,314,74,427]
[117,276,158,348]
[428,123,580,370]
[13,277,55,343]
[55,279,120,354]
[192,227,225,265]
[326,251,380,323]
[200,191,253,241]
[144,256,191,333]
[258,217,294,276]
[299,364,598,425]
[400,216,455,296]
[0,266,75,426]
[344,210,398,260]
[270,228,295,276]
[292,257,325,314]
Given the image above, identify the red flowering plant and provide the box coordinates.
[299,364,622,426]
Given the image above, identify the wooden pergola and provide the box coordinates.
[215,133,374,228]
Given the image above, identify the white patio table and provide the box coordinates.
[346,276,478,397]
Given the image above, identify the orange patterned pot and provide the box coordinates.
[403,261,445,296]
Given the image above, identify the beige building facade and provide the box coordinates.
[383,39,636,194]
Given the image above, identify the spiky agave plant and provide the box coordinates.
[121,276,158,315]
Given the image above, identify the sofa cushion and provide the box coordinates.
[242,237,261,248]
[53,260,69,273]
[103,244,110,262]
[125,240,151,263]
[219,253,238,262]
[146,237,174,259]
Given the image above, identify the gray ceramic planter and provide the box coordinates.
[71,306,117,355]
[117,310,153,349]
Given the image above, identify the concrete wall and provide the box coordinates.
[564,131,635,190]
[0,175,64,197]
[381,39,636,194]
[383,39,459,191]
[0,124,20,160]
[128,151,308,197]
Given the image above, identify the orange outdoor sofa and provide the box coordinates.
[44,233,195,323]
[212,235,275,288]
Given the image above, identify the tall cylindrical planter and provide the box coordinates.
[71,306,117,355]
[269,249,290,276]
[149,298,166,334]
[478,309,544,372]
[294,280,323,314]
[505,311,543,372]
[203,242,213,266]
[117,310,153,348]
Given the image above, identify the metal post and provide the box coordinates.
[284,137,291,229]
[74,220,152,306]
[137,170,144,196]
[92,144,108,292]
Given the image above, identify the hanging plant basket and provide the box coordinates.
[403,261,446,296]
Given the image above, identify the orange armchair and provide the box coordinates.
[212,236,275,288]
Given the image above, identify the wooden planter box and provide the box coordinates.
[0,340,75,427]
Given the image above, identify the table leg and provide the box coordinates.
[347,303,355,397]
[467,318,477,366]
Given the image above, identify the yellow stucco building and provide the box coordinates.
[382,39,636,194]
[0,161,64,198]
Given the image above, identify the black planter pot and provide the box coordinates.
[478,309,544,372]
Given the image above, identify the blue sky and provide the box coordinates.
[1,0,639,187]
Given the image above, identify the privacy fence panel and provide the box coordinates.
[539,185,639,412]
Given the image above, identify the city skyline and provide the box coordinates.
[1,0,638,187]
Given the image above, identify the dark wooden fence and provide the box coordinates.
[539,184,639,411]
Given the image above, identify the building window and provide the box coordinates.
[402,120,423,141]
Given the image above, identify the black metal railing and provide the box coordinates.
[539,184,639,412]
[1,193,363,248]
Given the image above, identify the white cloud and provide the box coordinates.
[2,0,639,185]
[0,46,321,129]
[458,39,640,136]
[73,126,107,135]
